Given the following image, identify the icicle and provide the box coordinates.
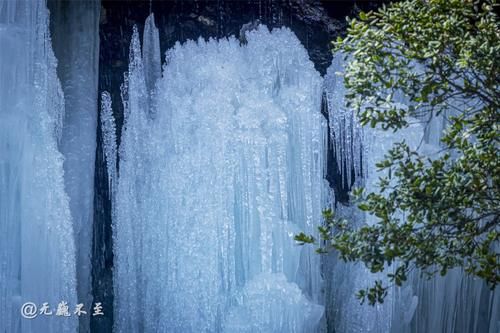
[113,23,151,333]
[324,53,364,188]
[100,91,117,194]
[142,13,161,94]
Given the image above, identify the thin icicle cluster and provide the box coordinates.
[109,15,327,333]
[324,53,364,187]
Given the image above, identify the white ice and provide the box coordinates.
[0,0,78,331]
[105,17,328,333]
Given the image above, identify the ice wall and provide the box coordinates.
[324,52,500,333]
[104,17,327,332]
[48,1,100,331]
[0,0,78,332]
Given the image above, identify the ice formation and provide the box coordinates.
[324,53,364,189]
[223,273,324,333]
[1,2,497,332]
[142,13,161,95]
[103,16,327,332]
[324,52,500,333]
[48,1,100,331]
[100,91,117,194]
[0,0,78,332]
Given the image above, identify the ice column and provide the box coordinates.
[107,20,327,333]
[142,13,161,94]
[47,3,100,331]
[0,0,78,332]
[100,91,117,195]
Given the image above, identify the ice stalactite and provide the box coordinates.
[324,52,500,333]
[0,0,77,332]
[47,1,100,331]
[100,91,117,196]
[105,15,327,332]
[142,13,161,95]
[324,53,364,189]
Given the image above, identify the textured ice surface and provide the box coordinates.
[0,0,77,332]
[223,273,324,333]
[100,91,117,193]
[107,19,327,332]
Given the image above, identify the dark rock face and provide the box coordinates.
[97,0,382,130]
[92,1,384,332]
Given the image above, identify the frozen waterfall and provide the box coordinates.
[1,2,497,332]
[103,17,327,333]
[0,0,78,332]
